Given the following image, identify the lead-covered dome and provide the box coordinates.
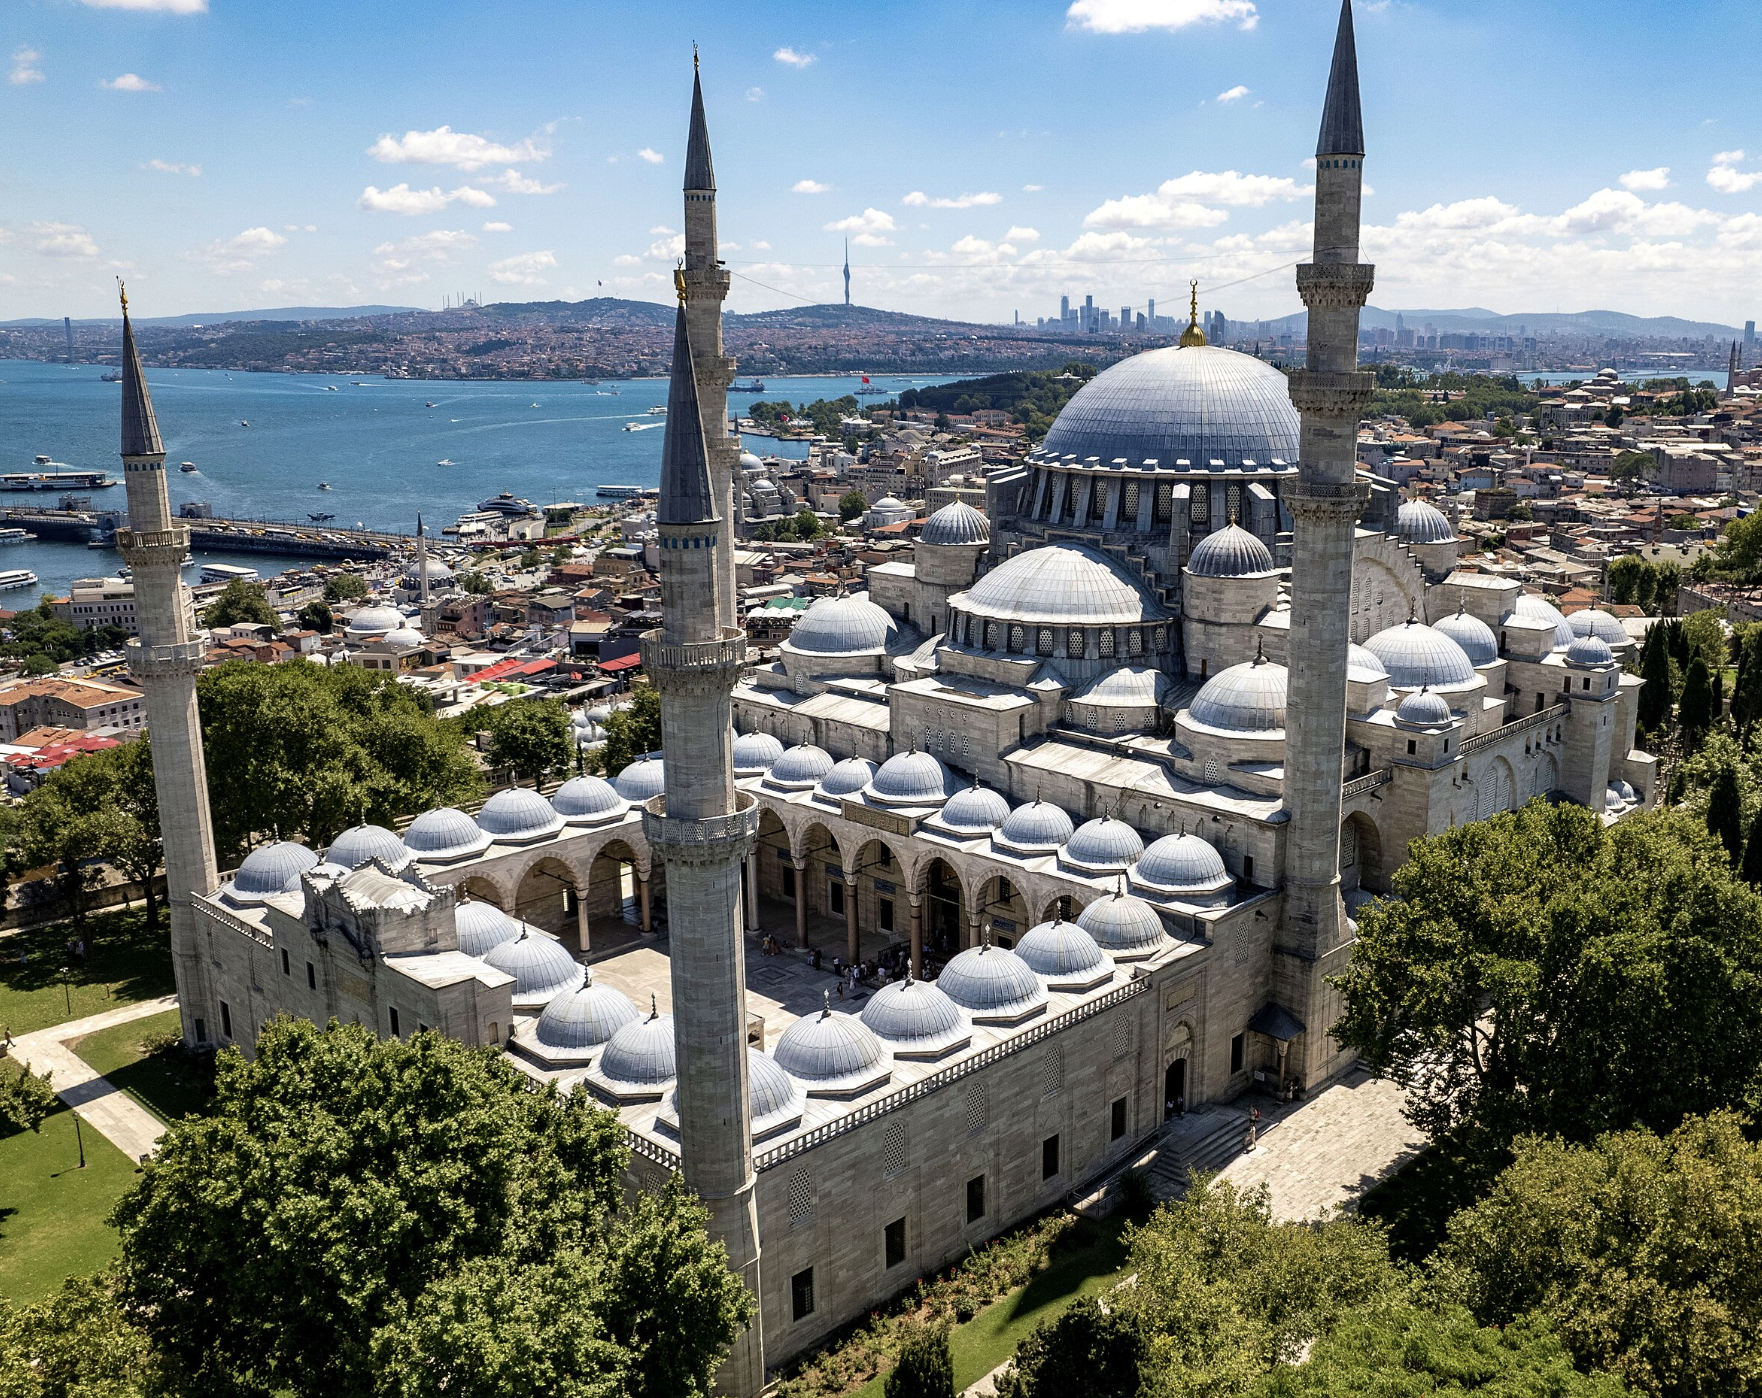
[786,592,898,655]
[867,749,957,806]
[1039,345,1299,468]
[455,900,520,958]
[613,754,666,803]
[995,799,1075,856]
[1433,606,1498,666]
[1189,656,1288,733]
[403,807,492,862]
[935,943,1048,1023]
[774,998,892,1096]
[956,542,1168,625]
[1061,817,1145,874]
[1014,918,1114,991]
[1363,619,1477,690]
[768,743,834,788]
[1513,593,1574,648]
[552,775,627,823]
[939,783,1012,835]
[483,929,586,1006]
[860,977,971,1059]
[1566,634,1615,667]
[1078,888,1168,956]
[1348,643,1390,679]
[344,604,405,639]
[733,730,786,775]
[227,841,318,902]
[920,499,990,547]
[477,787,564,842]
[1133,832,1229,894]
[534,971,641,1050]
[818,756,877,797]
[1187,523,1276,578]
[1395,688,1453,728]
[328,823,413,872]
[1395,498,1455,545]
[1568,608,1627,646]
[599,1005,676,1088]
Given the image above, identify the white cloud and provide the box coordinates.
[903,190,1003,209]
[613,254,641,267]
[1619,167,1671,192]
[746,86,764,101]
[1085,169,1308,229]
[282,224,316,232]
[484,169,561,195]
[773,46,815,67]
[649,225,677,235]
[30,222,99,258]
[483,221,512,232]
[1023,183,1043,193]
[1004,226,1040,242]
[1216,84,1250,102]
[1066,0,1257,34]
[750,239,771,250]
[74,0,206,9]
[372,229,475,278]
[1708,150,1762,195]
[188,225,286,275]
[357,183,496,215]
[646,232,685,260]
[824,208,897,247]
[9,47,44,85]
[369,125,547,171]
[489,250,557,285]
[638,147,663,164]
[793,178,831,194]
[102,73,160,91]
[145,158,200,176]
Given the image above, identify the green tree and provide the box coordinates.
[1435,1112,1762,1398]
[600,687,662,780]
[323,573,369,604]
[839,490,869,522]
[203,578,279,632]
[0,1059,58,1133]
[1741,807,1762,887]
[1678,656,1716,746]
[458,570,493,595]
[1,598,127,668]
[1706,512,1762,584]
[0,1272,155,1398]
[482,698,572,786]
[110,1019,753,1398]
[16,764,142,929]
[1652,560,1682,615]
[1609,555,1647,607]
[1637,626,1675,734]
[1706,764,1745,863]
[994,1298,1142,1398]
[296,599,334,634]
[1611,449,1654,484]
[886,1323,954,1398]
[21,652,60,676]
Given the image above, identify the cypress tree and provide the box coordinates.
[1735,630,1762,733]
[1679,656,1715,748]
[1706,765,1745,865]
[1742,807,1762,886]
[1638,627,1674,734]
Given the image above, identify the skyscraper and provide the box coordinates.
[116,289,222,1045]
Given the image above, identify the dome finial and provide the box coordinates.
[1254,636,1266,665]
[1407,596,1419,624]
[649,992,659,1020]
[822,989,832,1018]
[1179,280,1207,348]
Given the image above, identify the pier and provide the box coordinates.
[0,507,407,560]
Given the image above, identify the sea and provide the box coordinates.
[0,360,961,599]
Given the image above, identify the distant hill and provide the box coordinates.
[0,305,424,329]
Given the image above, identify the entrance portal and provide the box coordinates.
[1164,1059,1187,1118]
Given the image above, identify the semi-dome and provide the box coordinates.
[455,900,520,958]
[1348,643,1390,679]
[956,542,1167,625]
[1395,498,1455,545]
[534,971,641,1050]
[1395,688,1454,728]
[939,783,1012,835]
[327,823,414,872]
[935,943,1048,1023]
[773,996,892,1096]
[476,787,564,842]
[867,749,957,806]
[403,806,492,862]
[344,604,405,638]
[1566,634,1615,667]
[768,743,834,788]
[920,499,991,546]
[599,1005,676,1087]
[1362,619,1477,690]
[228,841,318,902]
[613,753,666,803]
[1513,593,1574,648]
[482,930,586,1005]
[552,775,628,823]
[1433,606,1499,666]
[1077,888,1169,956]
[1014,918,1114,991]
[1061,816,1145,874]
[994,799,1075,855]
[1568,608,1627,646]
[1074,665,1171,708]
[819,756,877,797]
[1134,833,1229,893]
[1038,345,1299,468]
[1189,655,1288,733]
[860,977,972,1059]
[1187,523,1276,578]
[732,730,786,775]
[787,592,898,655]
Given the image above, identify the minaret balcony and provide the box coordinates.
[1295,262,1376,310]
[1287,370,1375,418]
[115,524,189,557]
[640,626,747,679]
[127,637,207,678]
[641,790,760,862]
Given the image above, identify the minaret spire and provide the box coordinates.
[1316,0,1364,159]
[843,238,851,307]
[119,286,163,458]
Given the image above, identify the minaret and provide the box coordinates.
[640,271,764,1394]
[1279,0,1374,1088]
[843,238,851,307]
[682,51,739,630]
[415,514,436,637]
[115,288,222,1046]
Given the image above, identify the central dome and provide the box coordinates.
[786,592,898,656]
[957,542,1167,626]
[1039,346,1299,469]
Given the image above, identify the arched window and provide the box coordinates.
[1154,482,1173,524]
[1127,629,1143,656]
[1066,629,1085,658]
[1090,481,1109,525]
[1098,628,1115,658]
[1121,480,1140,523]
[984,621,997,650]
[1037,627,1055,656]
[1009,624,1025,652]
[1226,483,1243,522]
[1063,475,1078,518]
[1190,482,1209,524]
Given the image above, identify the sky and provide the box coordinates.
[2,0,1760,328]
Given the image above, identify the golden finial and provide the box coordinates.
[693,42,699,72]
[1179,278,1207,348]
[673,262,687,304]
[117,278,128,316]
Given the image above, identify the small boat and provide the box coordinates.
[426,401,438,408]
[647,405,667,415]
[437,458,456,466]
[240,420,249,427]
[180,462,198,473]
[0,528,37,544]
[317,482,332,490]
[530,402,541,408]
[324,385,338,391]
[86,539,110,549]
[622,421,662,432]
[101,371,122,383]
[730,379,766,393]
[0,568,39,591]
[309,511,336,522]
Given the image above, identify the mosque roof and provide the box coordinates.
[455,900,520,958]
[1566,634,1616,667]
[1394,688,1454,728]
[1513,593,1574,648]
[919,499,991,547]
[1133,832,1230,893]
[1187,523,1277,578]
[345,605,406,637]
[1188,655,1288,733]
[819,756,878,797]
[994,799,1075,855]
[1568,608,1627,646]
[935,943,1048,1024]
[613,753,666,803]
[786,592,898,655]
[939,783,1013,834]
[227,841,317,902]
[1432,606,1498,666]
[1071,665,1172,708]
[482,930,586,1004]
[956,542,1168,626]
[477,787,564,842]
[600,1005,677,1087]
[767,743,834,788]
[867,749,958,806]
[1077,887,1169,955]
[552,775,628,823]
[534,972,641,1050]
[403,807,493,862]
[860,977,972,1059]
[1014,918,1114,990]
[1363,619,1477,689]
[773,997,892,1096]
[328,823,414,872]
[1061,816,1145,874]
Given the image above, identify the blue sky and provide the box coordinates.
[3,0,1760,326]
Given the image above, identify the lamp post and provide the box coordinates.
[59,966,71,1018]
[72,1109,86,1169]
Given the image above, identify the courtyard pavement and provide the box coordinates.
[6,995,177,1161]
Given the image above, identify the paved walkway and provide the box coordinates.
[6,995,178,1161]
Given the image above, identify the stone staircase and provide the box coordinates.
[1140,1106,1267,1199]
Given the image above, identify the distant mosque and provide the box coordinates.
[118,9,1651,1394]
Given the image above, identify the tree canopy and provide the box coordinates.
[0,598,128,667]
[17,738,162,929]
[598,686,661,780]
[481,697,573,786]
[322,573,369,604]
[203,579,279,632]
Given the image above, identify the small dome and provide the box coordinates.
[773,998,892,1095]
[599,1007,677,1087]
[552,775,628,823]
[1568,608,1627,646]
[1363,620,1477,690]
[745,1050,805,1136]
[940,783,1012,834]
[585,703,614,725]
[860,977,971,1058]
[1396,498,1455,545]
[1015,918,1113,989]
[1189,656,1288,733]
[477,787,564,842]
[787,592,898,655]
[344,604,405,638]
[919,500,991,547]
[229,841,318,901]
[1062,817,1145,873]
[1187,523,1276,578]
[402,557,454,585]
[1395,688,1454,728]
[403,807,492,862]
[819,757,878,797]
[535,972,641,1049]
[738,450,764,471]
[1566,634,1615,667]
[483,930,586,1004]
[995,800,1075,855]
[769,743,835,787]
[1433,607,1499,666]
[1348,643,1390,679]
[328,823,414,872]
[874,495,904,510]
[935,943,1048,1022]
[1073,666,1171,708]
[1077,889,1168,955]
[381,627,426,649]
[613,753,666,803]
[868,749,956,806]
[1134,833,1228,893]
[1513,593,1574,648]
[455,900,520,958]
[733,730,786,775]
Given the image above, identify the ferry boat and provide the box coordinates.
[180,462,198,473]
[0,528,36,544]
[200,563,260,584]
[646,405,667,415]
[437,458,456,467]
[596,485,647,500]
[477,491,538,517]
[101,371,122,383]
[0,569,39,591]
[2,466,117,491]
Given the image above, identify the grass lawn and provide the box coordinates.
[71,1008,212,1124]
[850,1214,1134,1398]
[0,1103,137,1303]
[0,908,174,1038]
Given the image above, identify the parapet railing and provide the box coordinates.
[193,897,272,948]
[625,1130,682,1171]
[1341,767,1392,799]
[1459,702,1567,757]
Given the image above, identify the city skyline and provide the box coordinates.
[2,0,1759,324]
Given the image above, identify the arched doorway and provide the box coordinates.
[585,838,646,942]
[979,873,1030,950]
[514,856,578,940]
[1339,812,1383,894]
[849,837,905,963]
[455,874,507,910]
[1164,1059,1188,1118]
[920,857,965,964]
